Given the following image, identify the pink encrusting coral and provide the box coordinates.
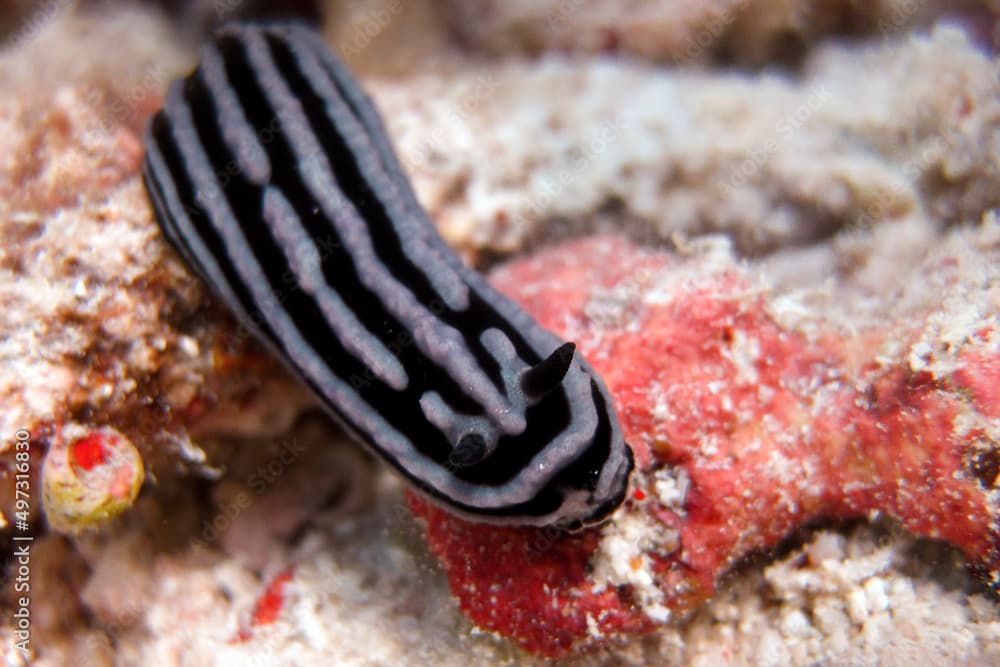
[408,234,1000,657]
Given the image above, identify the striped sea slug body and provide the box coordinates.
[142,22,633,528]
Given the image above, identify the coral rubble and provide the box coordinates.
[1,3,999,666]
[437,0,965,64]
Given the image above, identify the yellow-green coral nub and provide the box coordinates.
[42,425,144,533]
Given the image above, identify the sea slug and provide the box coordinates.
[140,22,633,527]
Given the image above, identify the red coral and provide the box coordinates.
[407,496,655,653]
[408,235,1000,657]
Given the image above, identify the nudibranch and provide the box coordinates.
[141,22,633,528]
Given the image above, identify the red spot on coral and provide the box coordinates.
[70,433,111,471]
[108,465,135,500]
[235,568,294,642]
[633,488,646,501]
[251,568,294,627]
[409,236,1000,657]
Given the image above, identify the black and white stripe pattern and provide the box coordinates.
[142,22,633,528]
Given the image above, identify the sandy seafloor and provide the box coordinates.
[1,1,1000,665]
